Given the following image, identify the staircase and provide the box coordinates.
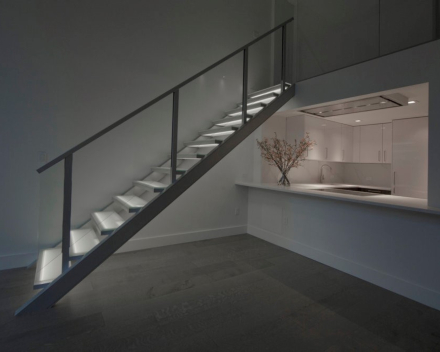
[16,18,295,315]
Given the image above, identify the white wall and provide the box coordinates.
[247,188,440,310]
[0,0,274,269]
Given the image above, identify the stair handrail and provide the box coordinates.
[37,17,293,174]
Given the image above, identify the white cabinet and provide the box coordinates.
[324,121,342,161]
[382,123,392,164]
[352,126,360,162]
[360,124,383,163]
[341,125,353,162]
[304,116,326,160]
[392,117,428,199]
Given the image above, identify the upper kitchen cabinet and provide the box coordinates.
[392,117,428,199]
[324,121,342,161]
[341,125,353,162]
[360,124,384,163]
[359,123,392,163]
[382,123,392,164]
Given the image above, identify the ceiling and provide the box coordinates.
[279,83,428,126]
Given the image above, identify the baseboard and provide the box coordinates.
[248,225,440,311]
[116,225,248,253]
[0,252,38,271]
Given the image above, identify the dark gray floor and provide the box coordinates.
[1,234,440,351]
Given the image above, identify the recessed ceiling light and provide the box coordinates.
[355,120,361,122]
[408,100,418,104]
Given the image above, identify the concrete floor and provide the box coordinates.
[1,234,440,351]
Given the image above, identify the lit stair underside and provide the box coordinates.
[133,180,167,193]
[152,167,187,175]
[34,248,64,289]
[92,211,124,235]
[70,229,101,258]
[185,140,222,148]
[114,195,147,213]
[199,126,238,137]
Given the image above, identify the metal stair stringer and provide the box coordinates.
[15,84,295,316]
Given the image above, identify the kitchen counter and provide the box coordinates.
[236,182,440,216]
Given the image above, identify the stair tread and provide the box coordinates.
[248,83,290,99]
[239,92,278,107]
[227,103,265,116]
[114,195,148,212]
[185,140,222,147]
[70,228,101,257]
[199,126,238,136]
[213,115,249,126]
[152,166,187,174]
[34,248,63,288]
[92,211,124,232]
[169,153,206,159]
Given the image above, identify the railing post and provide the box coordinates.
[281,24,287,92]
[62,155,73,272]
[171,90,179,183]
[242,48,249,125]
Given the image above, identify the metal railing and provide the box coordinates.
[17,18,295,315]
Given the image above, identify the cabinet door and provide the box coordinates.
[352,126,360,162]
[304,115,326,160]
[392,117,428,199]
[382,123,392,163]
[325,121,342,161]
[341,125,353,162]
[360,124,383,163]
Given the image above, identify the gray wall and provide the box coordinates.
[293,0,437,81]
[0,0,274,269]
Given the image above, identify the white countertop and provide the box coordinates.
[236,181,440,216]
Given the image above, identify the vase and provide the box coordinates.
[278,172,290,186]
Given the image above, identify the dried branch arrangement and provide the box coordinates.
[257,133,316,186]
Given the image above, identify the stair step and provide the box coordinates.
[133,180,167,193]
[70,229,101,258]
[185,140,222,148]
[169,153,206,159]
[239,92,278,107]
[226,103,266,117]
[199,126,238,137]
[248,83,291,99]
[34,248,64,289]
[92,211,124,235]
[213,115,251,127]
[114,195,148,212]
[152,167,187,175]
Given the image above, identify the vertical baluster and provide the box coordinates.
[62,154,73,272]
[171,90,179,183]
[242,48,248,125]
[281,24,287,92]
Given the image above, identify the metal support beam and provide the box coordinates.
[62,155,73,272]
[242,48,249,125]
[171,90,179,183]
[281,24,287,92]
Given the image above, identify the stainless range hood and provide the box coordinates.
[301,93,408,118]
